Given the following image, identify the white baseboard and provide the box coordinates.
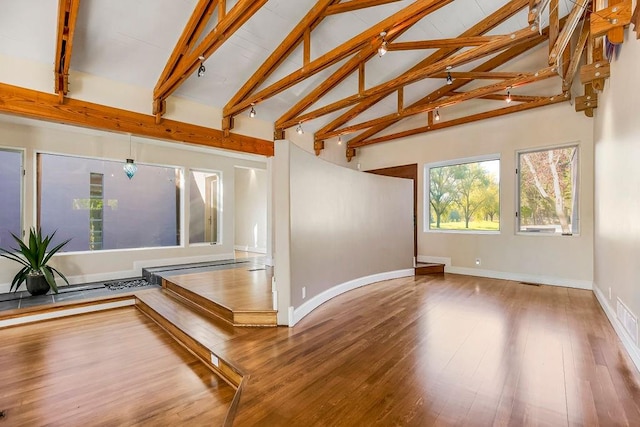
[417,254,591,290]
[446,266,592,290]
[290,269,414,327]
[234,245,267,254]
[0,252,236,294]
[593,285,640,373]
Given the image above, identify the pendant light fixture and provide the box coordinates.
[197,55,206,77]
[378,31,388,57]
[506,87,512,103]
[446,72,453,85]
[434,107,440,121]
[296,123,304,135]
[249,104,256,118]
[338,135,342,145]
[123,135,137,180]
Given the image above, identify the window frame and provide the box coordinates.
[424,153,501,235]
[515,142,580,237]
[188,168,223,247]
[35,149,185,254]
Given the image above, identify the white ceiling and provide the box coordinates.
[0,0,572,134]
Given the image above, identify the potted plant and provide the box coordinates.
[0,228,71,296]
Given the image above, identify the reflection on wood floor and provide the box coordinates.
[0,308,235,425]
[1,272,639,426]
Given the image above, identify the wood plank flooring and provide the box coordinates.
[1,273,639,426]
[220,274,640,426]
[0,307,235,426]
[164,267,274,312]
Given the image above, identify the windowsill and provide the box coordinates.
[516,231,580,237]
[425,229,500,235]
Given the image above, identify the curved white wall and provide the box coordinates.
[274,141,414,326]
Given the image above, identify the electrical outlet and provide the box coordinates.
[475,258,481,266]
[302,286,306,299]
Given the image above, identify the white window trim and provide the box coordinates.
[424,153,501,234]
[515,142,580,237]
[188,168,224,247]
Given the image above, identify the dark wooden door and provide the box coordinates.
[366,164,418,258]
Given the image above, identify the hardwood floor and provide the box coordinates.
[1,273,639,426]
[0,307,235,426]
[220,274,640,426]
[165,268,273,312]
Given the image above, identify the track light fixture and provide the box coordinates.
[506,87,512,103]
[434,107,440,121]
[296,123,304,135]
[378,31,388,57]
[197,55,206,77]
[249,104,256,118]
[338,136,342,145]
[446,72,453,85]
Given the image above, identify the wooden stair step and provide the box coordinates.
[162,278,277,327]
[135,288,247,387]
[415,263,445,275]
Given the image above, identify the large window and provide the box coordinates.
[38,153,181,251]
[517,145,579,235]
[0,149,22,248]
[189,170,221,245]
[426,156,500,232]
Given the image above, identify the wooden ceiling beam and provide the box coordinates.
[224,0,451,119]
[562,21,590,91]
[318,66,557,140]
[54,0,80,100]
[273,0,448,133]
[591,0,632,38]
[312,0,530,138]
[223,0,338,132]
[450,92,544,102]
[349,94,569,148]
[154,0,219,106]
[153,0,267,118]
[281,25,542,130]
[0,82,273,156]
[324,0,403,15]
[345,31,550,146]
[548,0,559,64]
[528,0,547,23]
[388,36,503,50]
[549,0,589,64]
[430,71,525,80]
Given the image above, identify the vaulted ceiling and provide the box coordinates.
[0,0,635,159]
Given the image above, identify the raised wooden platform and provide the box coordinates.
[161,267,277,326]
[0,305,235,425]
[415,262,445,275]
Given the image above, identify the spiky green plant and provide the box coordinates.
[0,228,70,293]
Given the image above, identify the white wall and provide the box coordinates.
[593,26,640,369]
[274,141,414,326]
[357,101,594,289]
[0,117,266,291]
[0,53,274,141]
[234,167,267,253]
